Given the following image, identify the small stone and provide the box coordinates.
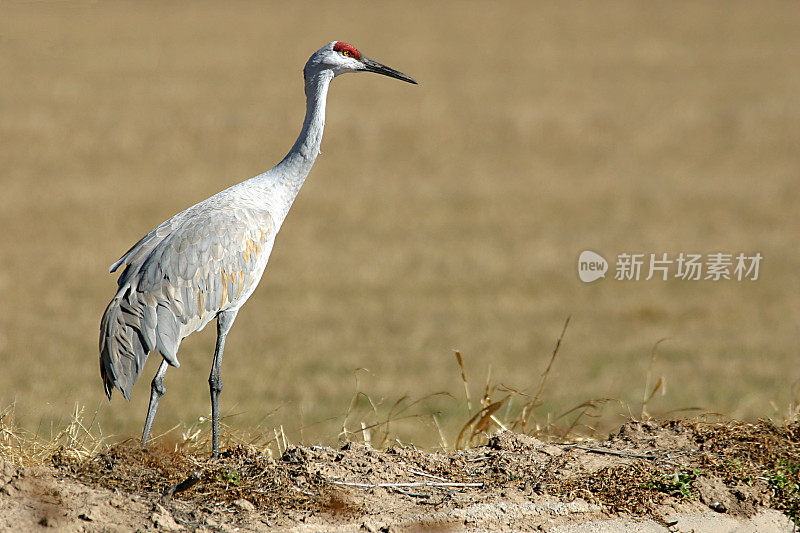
[151,504,182,532]
[233,498,255,511]
[709,501,727,513]
[0,460,14,483]
[78,504,101,522]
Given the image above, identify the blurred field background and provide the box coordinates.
[1,1,798,448]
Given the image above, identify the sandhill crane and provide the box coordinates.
[100,41,416,458]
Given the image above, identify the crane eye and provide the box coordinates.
[333,42,361,59]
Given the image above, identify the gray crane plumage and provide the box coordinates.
[99,41,416,457]
[100,203,274,398]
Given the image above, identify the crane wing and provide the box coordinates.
[100,205,275,400]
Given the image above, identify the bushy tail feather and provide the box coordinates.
[99,287,156,401]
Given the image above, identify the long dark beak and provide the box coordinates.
[361,56,418,85]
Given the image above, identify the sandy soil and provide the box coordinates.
[1,421,797,532]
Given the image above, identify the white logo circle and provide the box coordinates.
[578,251,608,282]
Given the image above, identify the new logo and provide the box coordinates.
[578,250,608,283]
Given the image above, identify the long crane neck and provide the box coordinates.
[267,69,334,225]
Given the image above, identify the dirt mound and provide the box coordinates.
[1,420,798,531]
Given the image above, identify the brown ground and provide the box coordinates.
[2,420,798,531]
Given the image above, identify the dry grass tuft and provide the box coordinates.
[0,404,106,466]
[55,442,328,514]
[453,317,649,447]
[337,368,454,449]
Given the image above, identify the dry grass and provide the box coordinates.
[0,2,799,447]
[0,404,105,467]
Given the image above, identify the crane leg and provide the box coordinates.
[142,359,169,447]
[209,309,238,459]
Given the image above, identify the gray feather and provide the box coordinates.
[155,304,180,366]
[100,201,275,401]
